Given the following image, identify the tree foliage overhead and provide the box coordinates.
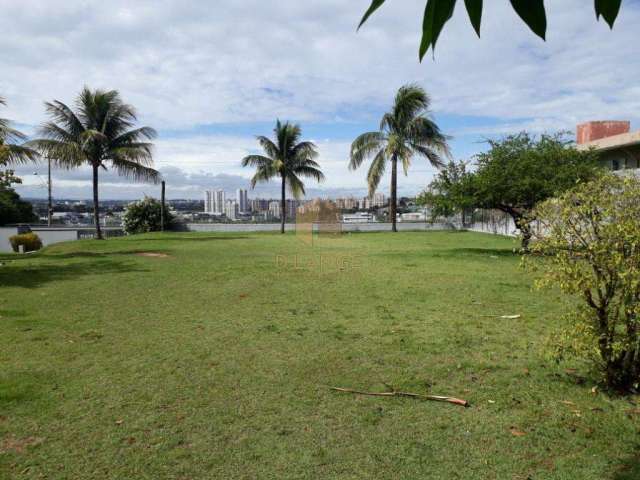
[529,174,640,392]
[359,0,623,60]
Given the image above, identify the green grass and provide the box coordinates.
[1,231,639,479]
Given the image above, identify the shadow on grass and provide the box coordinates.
[43,249,173,260]
[133,235,251,242]
[613,452,640,479]
[448,247,517,257]
[0,258,147,289]
[0,371,55,407]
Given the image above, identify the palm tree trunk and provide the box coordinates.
[92,163,103,240]
[280,174,286,234]
[390,156,398,233]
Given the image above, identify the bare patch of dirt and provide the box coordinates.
[136,252,170,258]
[0,436,45,454]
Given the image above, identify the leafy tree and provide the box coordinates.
[417,160,472,220]
[359,0,623,61]
[429,133,601,250]
[30,88,158,240]
[122,196,173,235]
[242,120,324,234]
[0,168,36,225]
[350,84,450,232]
[529,174,640,392]
[1,96,38,165]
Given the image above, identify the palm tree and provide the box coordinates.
[30,88,158,239]
[242,120,324,234]
[0,96,38,165]
[350,84,450,232]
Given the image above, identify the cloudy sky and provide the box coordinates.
[2,0,639,200]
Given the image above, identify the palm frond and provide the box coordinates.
[250,165,278,188]
[287,173,306,199]
[241,154,274,168]
[110,158,160,183]
[0,119,28,144]
[256,136,280,160]
[44,100,85,137]
[291,165,325,183]
[0,144,40,165]
[350,131,386,170]
[410,143,445,169]
[393,84,430,128]
[291,141,319,161]
[366,149,387,197]
[112,126,157,146]
[27,139,86,168]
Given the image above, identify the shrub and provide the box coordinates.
[122,196,173,235]
[10,232,43,253]
[529,174,640,391]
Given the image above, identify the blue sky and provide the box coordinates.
[2,0,639,199]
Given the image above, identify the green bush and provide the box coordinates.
[10,232,43,253]
[529,174,640,392]
[123,196,173,235]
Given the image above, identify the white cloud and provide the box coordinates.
[2,0,639,199]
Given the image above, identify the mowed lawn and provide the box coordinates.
[1,231,639,479]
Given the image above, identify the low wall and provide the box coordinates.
[0,226,124,253]
[184,222,462,233]
[186,223,296,233]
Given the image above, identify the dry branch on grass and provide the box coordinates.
[330,386,469,407]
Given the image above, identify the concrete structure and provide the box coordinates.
[224,200,239,220]
[268,201,281,219]
[204,189,226,215]
[0,226,124,253]
[399,211,427,222]
[577,121,640,173]
[236,189,249,213]
[342,212,375,224]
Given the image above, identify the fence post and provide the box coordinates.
[161,181,166,232]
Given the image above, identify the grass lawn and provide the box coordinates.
[1,231,639,479]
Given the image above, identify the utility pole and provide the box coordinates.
[47,156,52,227]
[160,180,166,232]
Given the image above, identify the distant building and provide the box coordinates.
[268,201,281,219]
[236,189,249,213]
[204,189,226,215]
[342,212,375,223]
[250,198,269,213]
[576,121,640,173]
[225,200,238,220]
[372,192,386,208]
[399,211,427,222]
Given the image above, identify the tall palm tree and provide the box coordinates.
[30,88,158,239]
[0,96,38,165]
[242,120,324,234]
[350,84,450,232]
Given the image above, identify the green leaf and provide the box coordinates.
[464,0,483,37]
[358,0,387,30]
[510,0,547,40]
[595,0,622,29]
[419,0,457,61]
